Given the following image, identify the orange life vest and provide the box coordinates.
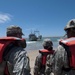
[59,37,75,69]
[0,37,25,75]
[39,49,54,66]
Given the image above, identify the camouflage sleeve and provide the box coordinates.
[45,54,54,75]
[7,47,31,75]
[34,53,42,75]
[53,45,68,75]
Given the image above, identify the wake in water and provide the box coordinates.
[26,41,37,44]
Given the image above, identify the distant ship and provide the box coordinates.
[29,30,42,41]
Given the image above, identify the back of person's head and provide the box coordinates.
[6,25,27,48]
[43,38,53,50]
[64,19,75,38]
[6,25,24,38]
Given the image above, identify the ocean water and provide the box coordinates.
[25,37,62,51]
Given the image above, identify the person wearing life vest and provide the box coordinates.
[0,25,31,75]
[34,38,54,75]
[49,19,75,75]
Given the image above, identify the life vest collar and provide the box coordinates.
[0,37,21,41]
[61,37,75,43]
[39,49,54,66]
[60,37,75,46]
[39,49,54,54]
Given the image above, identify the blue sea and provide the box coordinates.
[25,37,62,52]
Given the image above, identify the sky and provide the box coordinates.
[0,0,75,38]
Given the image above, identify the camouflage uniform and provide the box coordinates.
[4,46,31,75]
[34,39,53,75]
[46,19,75,75]
[45,51,54,75]
[46,44,75,75]
[0,25,31,75]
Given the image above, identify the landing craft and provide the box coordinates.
[29,30,42,41]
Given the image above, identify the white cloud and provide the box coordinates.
[0,13,12,23]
